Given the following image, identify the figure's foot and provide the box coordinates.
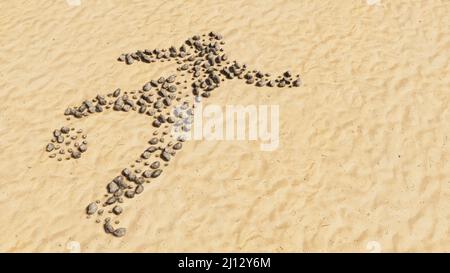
[45,126,88,161]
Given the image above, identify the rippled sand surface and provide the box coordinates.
[0,0,449,252]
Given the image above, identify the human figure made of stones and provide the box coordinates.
[44,32,302,237]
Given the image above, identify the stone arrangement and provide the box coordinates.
[44,32,301,237]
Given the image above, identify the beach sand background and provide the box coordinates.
[0,0,449,252]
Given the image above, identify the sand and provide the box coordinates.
[0,0,449,252]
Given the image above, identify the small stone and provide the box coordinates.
[71,150,81,159]
[112,206,123,215]
[173,142,182,150]
[124,190,135,199]
[106,196,117,205]
[153,120,161,128]
[149,138,159,145]
[122,168,131,177]
[113,88,121,97]
[141,151,151,159]
[126,54,134,65]
[86,202,97,215]
[78,144,87,153]
[150,161,160,169]
[95,104,103,112]
[53,129,61,137]
[57,135,64,143]
[46,143,55,152]
[135,185,144,194]
[64,108,73,115]
[61,127,70,134]
[113,189,123,197]
[161,151,171,161]
[151,169,162,178]
[142,170,152,178]
[166,75,176,83]
[104,223,115,234]
[143,82,152,91]
[107,182,119,193]
[293,78,302,87]
[113,228,126,237]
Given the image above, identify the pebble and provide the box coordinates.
[113,88,121,97]
[112,206,123,215]
[150,161,160,169]
[149,138,159,145]
[173,142,182,150]
[78,144,87,153]
[72,150,81,159]
[104,223,115,234]
[86,202,97,215]
[151,169,162,178]
[107,182,119,193]
[113,228,126,237]
[124,190,135,199]
[57,135,64,143]
[141,151,151,159]
[61,127,70,134]
[135,185,144,194]
[106,196,117,205]
[143,82,152,91]
[293,78,302,87]
[46,143,55,152]
[161,151,171,161]
[142,170,152,178]
[113,189,123,197]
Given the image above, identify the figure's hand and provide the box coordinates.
[45,126,88,161]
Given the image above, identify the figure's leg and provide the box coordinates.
[81,74,196,237]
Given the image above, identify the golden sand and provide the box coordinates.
[0,0,449,252]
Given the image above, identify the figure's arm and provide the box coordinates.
[221,61,302,88]
[117,43,192,65]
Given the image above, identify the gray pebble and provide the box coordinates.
[57,135,64,143]
[142,170,152,178]
[141,151,151,159]
[173,142,182,150]
[86,202,97,215]
[161,151,171,161]
[78,144,87,153]
[113,228,126,237]
[124,190,135,199]
[106,196,117,205]
[113,88,121,97]
[149,138,159,145]
[104,223,115,234]
[61,127,70,134]
[150,161,160,169]
[135,185,144,194]
[122,168,131,177]
[143,82,152,91]
[107,181,119,193]
[72,150,81,159]
[46,143,55,152]
[112,206,123,215]
[151,169,162,178]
